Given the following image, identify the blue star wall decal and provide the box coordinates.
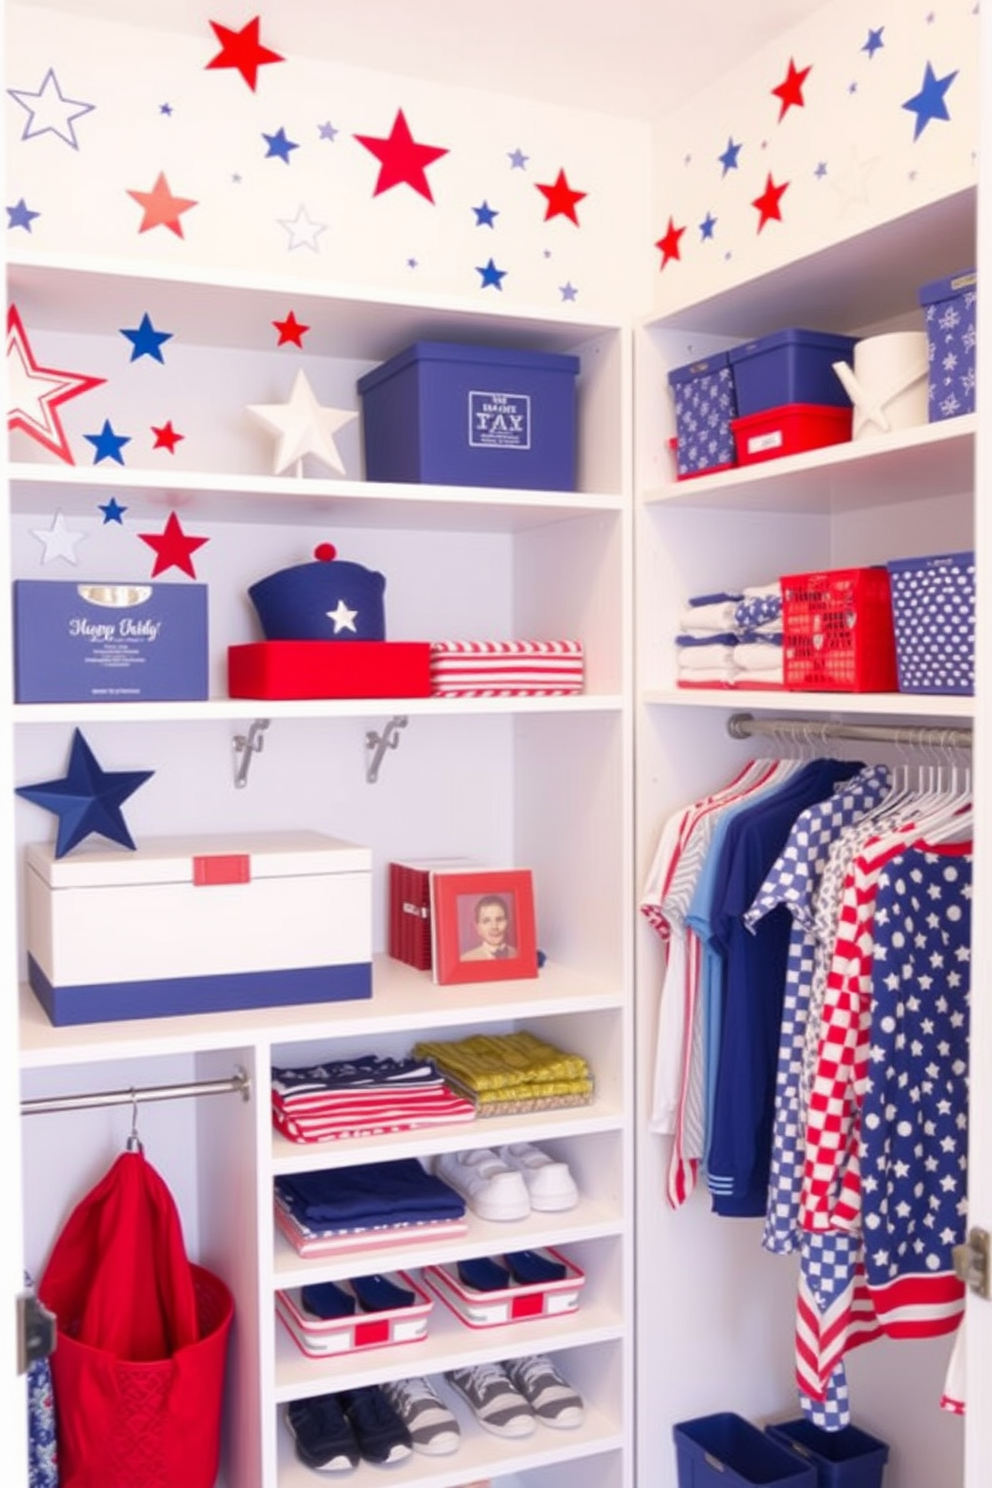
[120,312,173,363]
[473,200,499,227]
[699,211,717,240]
[507,147,528,169]
[7,198,40,230]
[559,282,578,302]
[718,137,742,175]
[903,62,958,140]
[862,27,884,58]
[7,67,95,148]
[263,126,299,163]
[84,419,131,465]
[318,120,338,140]
[477,258,506,290]
[98,496,128,524]
[16,728,154,856]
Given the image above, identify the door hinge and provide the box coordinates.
[16,1290,56,1374]
[952,1226,990,1300]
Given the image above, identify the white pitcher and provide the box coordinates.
[832,331,929,440]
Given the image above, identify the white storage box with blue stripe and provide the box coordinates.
[24,829,373,1026]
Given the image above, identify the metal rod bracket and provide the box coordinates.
[233,718,271,788]
[365,715,409,784]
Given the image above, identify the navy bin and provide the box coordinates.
[674,1413,816,1488]
[918,269,977,421]
[728,329,860,416]
[357,340,580,490]
[667,352,738,477]
[766,1419,889,1488]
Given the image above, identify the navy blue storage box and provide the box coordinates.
[357,340,580,490]
[766,1419,888,1488]
[667,352,738,477]
[729,329,860,416]
[674,1413,816,1488]
[886,549,976,695]
[919,269,977,421]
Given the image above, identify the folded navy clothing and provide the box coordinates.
[687,590,743,606]
[675,632,738,647]
[735,630,784,646]
[272,1054,441,1096]
[351,1273,417,1311]
[458,1255,512,1292]
[301,1280,357,1319]
[734,593,782,630]
[504,1249,568,1285]
[275,1159,466,1227]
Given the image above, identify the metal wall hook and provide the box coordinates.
[365,715,409,784]
[233,718,271,789]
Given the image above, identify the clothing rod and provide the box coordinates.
[20,1066,251,1117]
[727,711,973,751]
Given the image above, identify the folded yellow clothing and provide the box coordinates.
[443,1072,595,1106]
[413,1031,590,1094]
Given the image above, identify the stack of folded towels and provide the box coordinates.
[675,581,785,689]
[412,1031,594,1116]
[271,1052,477,1143]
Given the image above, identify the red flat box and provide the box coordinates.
[730,403,852,465]
[227,641,432,700]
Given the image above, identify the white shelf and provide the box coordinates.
[19,957,624,1069]
[644,689,975,721]
[272,1196,624,1289]
[644,415,976,515]
[13,694,624,726]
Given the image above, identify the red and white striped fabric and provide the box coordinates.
[429,639,584,696]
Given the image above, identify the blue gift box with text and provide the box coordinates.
[13,579,209,703]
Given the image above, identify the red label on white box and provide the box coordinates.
[193,854,251,886]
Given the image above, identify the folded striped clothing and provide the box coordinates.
[274,1197,468,1258]
[272,1054,477,1143]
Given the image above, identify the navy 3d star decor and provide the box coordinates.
[16,728,154,856]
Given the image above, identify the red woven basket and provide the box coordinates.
[781,566,899,692]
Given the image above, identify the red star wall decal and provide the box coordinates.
[127,172,198,237]
[273,311,310,347]
[654,217,686,268]
[752,173,789,231]
[151,420,184,453]
[206,16,284,90]
[7,304,105,464]
[772,58,811,120]
[536,169,587,225]
[139,511,208,578]
[354,109,448,202]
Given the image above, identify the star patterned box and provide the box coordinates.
[357,341,580,490]
[918,269,977,421]
[667,352,738,478]
[13,580,208,703]
[24,830,372,1026]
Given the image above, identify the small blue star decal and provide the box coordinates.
[159,102,173,115]
[7,198,40,230]
[477,258,506,290]
[814,161,828,179]
[407,257,418,269]
[849,81,858,95]
[699,211,717,241]
[263,126,299,163]
[120,312,173,363]
[84,420,131,465]
[903,62,958,139]
[473,200,499,227]
[98,497,128,524]
[862,27,884,58]
[16,728,153,857]
[318,120,338,141]
[718,137,742,175]
[508,147,528,169]
[559,282,578,302]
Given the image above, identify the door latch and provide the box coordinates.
[952,1226,990,1300]
[16,1290,57,1374]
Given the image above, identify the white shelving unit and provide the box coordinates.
[8,256,635,1488]
[633,187,978,1488]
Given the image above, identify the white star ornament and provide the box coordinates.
[247,370,357,476]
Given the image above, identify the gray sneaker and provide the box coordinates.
[446,1362,536,1437]
[502,1354,585,1429]
[380,1376,461,1455]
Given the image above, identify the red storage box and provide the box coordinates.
[731,403,852,465]
[227,640,432,699]
[422,1248,585,1328]
[276,1271,433,1359]
[781,567,899,692]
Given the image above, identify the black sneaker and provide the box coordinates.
[285,1395,360,1473]
[340,1384,414,1464]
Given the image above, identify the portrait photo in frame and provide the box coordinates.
[430,867,538,986]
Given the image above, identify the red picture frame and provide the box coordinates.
[430,868,538,985]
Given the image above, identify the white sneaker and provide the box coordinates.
[433,1148,531,1222]
[496,1142,578,1211]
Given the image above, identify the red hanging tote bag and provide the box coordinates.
[38,1149,233,1488]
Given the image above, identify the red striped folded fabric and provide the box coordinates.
[429,639,584,696]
